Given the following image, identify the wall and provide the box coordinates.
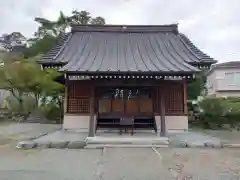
[155,115,188,133]
[206,70,216,96]
[65,79,187,132]
[215,68,240,91]
[207,67,240,97]
[67,79,186,115]
[63,114,97,132]
[215,91,240,97]
[153,80,186,115]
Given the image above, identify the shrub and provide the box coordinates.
[38,100,62,123]
[196,97,240,129]
[4,94,35,116]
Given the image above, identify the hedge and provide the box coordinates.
[190,97,240,129]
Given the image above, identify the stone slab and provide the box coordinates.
[169,131,222,148]
[222,143,240,148]
[35,141,52,149]
[85,144,169,149]
[50,141,69,149]
[204,141,223,148]
[16,141,37,149]
[186,141,205,148]
[67,141,86,149]
[86,136,169,145]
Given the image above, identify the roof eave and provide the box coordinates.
[38,61,67,66]
[60,70,199,75]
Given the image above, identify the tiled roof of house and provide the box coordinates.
[207,61,240,75]
[213,61,240,68]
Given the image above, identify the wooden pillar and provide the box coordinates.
[88,86,95,137]
[61,76,68,127]
[64,78,68,114]
[160,87,166,136]
[183,79,188,114]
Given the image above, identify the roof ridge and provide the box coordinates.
[71,24,179,33]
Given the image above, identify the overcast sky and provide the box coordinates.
[0,0,239,62]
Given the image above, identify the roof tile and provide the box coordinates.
[40,25,216,74]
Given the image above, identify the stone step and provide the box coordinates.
[85,144,169,149]
[86,136,169,145]
[96,129,156,133]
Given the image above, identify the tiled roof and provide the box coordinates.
[213,61,240,68]
[178,33,216,63]
[40,24,216,74]
[40,33,72,64]
[207,61,240,75]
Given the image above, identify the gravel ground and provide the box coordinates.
[0,146,240,180]
[0,123,61,143]
[35,130,88,142]
[203,130,240,144]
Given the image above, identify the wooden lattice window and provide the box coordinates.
[165,83,184,114]
[68,98,90,113]
[67,82,91,113]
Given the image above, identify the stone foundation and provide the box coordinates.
[63,114,96,132]
[155,116,188,134]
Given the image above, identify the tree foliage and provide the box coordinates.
[0,55,63,113]
[0,9,105,119]
[0,32,27,52]
[197,97,240,129]
[24,10,105,58]
[23,35,57,58]
[187,69,207,100]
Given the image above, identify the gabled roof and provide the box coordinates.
[207,61,240,75]
[40,24,216,74]
[213,61,240,68]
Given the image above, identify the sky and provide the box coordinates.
[0,0,239,62]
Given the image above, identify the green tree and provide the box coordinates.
[90,16,106,24]
[0,55,33,112]
[34,11,70,38]
[0,55,63,113]
[25,10,105,58]
[0,32,27,52]
[187,70,207,100]
[23,35,57,58]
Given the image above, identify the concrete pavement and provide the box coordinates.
[0,147,240,179]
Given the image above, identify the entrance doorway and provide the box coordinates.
[98,87,153,116]
[96,87,156,132]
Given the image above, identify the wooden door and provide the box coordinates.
[112,99,124,114]
[139,99,153,114]
[125,99,138,116]
[98,87,153,117]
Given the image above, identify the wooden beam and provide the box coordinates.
[160,89,167,136]
[88,87,95,137]
[67,79,183,87]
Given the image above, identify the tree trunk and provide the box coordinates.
[34,93,40,108]
[18,98,23,112]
